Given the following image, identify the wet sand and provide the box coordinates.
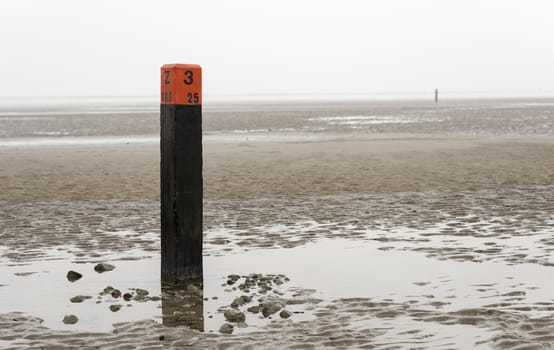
[1,134,554,348]
[1,96,554,349]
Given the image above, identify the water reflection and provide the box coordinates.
[161,279,204,331]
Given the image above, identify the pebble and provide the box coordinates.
[123,293,133,301]
[261,301,283,318]
[247,306,260,314]
[109,304,122,312]
[70,295,91,303]
[231,295,252,308]
[227,274,240,285]
[66,271,82,282]
[219,323,234,334]
[63,315,79,324]
[223,309,246,323]
[136,288,149,296]
[94,263,115,273]
[111,289,122,298]
[279,310,292,319]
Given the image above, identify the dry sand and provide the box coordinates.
[1,136,554,349]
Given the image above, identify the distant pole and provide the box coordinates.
[435,88,438,103]
[160,64,203,284]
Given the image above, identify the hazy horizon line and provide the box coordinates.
[1,90,554,104]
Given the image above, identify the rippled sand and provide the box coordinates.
[1,99,554,349]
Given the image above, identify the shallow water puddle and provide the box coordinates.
[2,237,554,345]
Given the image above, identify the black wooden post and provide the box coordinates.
[160,64,203,284]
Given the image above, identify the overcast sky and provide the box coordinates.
[1,0,553,99]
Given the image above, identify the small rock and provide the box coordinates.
[66,271,82,282]
[134,294,147,301]
[231,295,252,308]
[279,310,292,319]
[227,274,240,285]
[159,335,165,341]
[136,288,149,296]
[70,295,92,303]
[236,322,248,328]
[247,306,260,314]
[223,309,246,323]
[123,293,133,301]
[260,284,272,291]
[149,296,161,301]
[109,304,122,312]
[103,286,114,294]
[219,323,234,334]
[261,302,282,318]
[63,315,79,324]
[94,263,115,273]
[111,289,122,298]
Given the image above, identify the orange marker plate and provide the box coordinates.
[160,64,202,105]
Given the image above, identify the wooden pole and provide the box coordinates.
[160,64,203,284]
[435,88,438,103]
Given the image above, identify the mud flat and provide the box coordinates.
[1,125,554,348]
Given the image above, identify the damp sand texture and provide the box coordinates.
[1,99,554,349]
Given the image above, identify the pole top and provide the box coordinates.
[161,64,202,105]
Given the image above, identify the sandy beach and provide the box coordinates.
[1,99,554,349]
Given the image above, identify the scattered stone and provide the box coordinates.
[66,271,82,282]
[223,309,246,323]
[123,293,133,301]
[136,288,149,296]
[109,304,122,312]
[219,323,234,334]
[149,296,161,301]
[279,310,292,319]
[227,274,240,285]
[70,295,92,303]
[159,335,165,341]
[231,295,252,308]
[63,315,79,324]
[103,286,114,294]
[261,301,282,318]
[111,289,122,298]
[237,322,248,328]
[212,296,218,300]
[247,306,260,314]
[94,263,115,273]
